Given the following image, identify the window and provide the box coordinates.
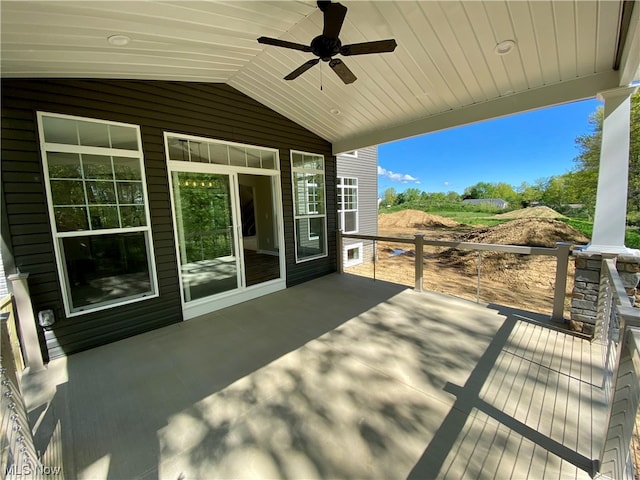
[337,177,358,233]
[291,151,327,262]
[344,243,363,267]
[166,133,278,170]
[38,112,158,316]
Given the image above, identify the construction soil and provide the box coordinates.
[348,210,589,317]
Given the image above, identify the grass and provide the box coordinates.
[381,203,640,249]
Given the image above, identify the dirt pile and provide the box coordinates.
[379,209,460,229]
[455,218,589,247]
[494,206,566,219]
[438,218,589,280]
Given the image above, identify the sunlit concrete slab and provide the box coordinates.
[20,273,608,479]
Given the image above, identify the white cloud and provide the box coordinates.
[378,166,419,184]
[444,181,450,186]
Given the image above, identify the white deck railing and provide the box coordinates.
[0,294,43,479]
[337,232,571,321]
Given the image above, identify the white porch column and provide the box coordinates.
[586,86,638,254]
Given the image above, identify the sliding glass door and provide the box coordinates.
[172,171,240,302]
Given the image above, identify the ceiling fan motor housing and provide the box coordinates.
[311,35,341,61]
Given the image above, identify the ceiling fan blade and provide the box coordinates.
[329,58,356,84]
[340,39,398,56]
[323,2,348,39]
[284,58,320,80]
[258,36,311,53]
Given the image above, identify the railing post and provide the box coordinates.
[337,229,344,274]
[414,233,424,292]
[551,242,571,322]
[7,273,44,372]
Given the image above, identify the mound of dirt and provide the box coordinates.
[494,206,566,219]
[456,218,588,247]
[439,218,589,278]
[379,209,460,229]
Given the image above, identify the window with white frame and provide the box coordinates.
[337,177,358,233]
[291,151,327,262]
[341,150,358,158]
[37,112,157,316]
[344,242,363,267]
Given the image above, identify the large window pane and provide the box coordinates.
[62,232,152,311]
[43,116,78,145]
[89,206,119,229]
[189,141,209,163]
[113,157,141,180]
[55,207,89,231]
[109,125,138,150]
[117,182,144,204]
[86,181,116,204]
[83,155,113,179]
[48,152,82,179]
[295,218,325,260]
[78,121,110,148]
[51,180,85,205]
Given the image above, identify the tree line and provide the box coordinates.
[381,92,640,223]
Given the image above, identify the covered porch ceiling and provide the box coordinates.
[1,0,639,154]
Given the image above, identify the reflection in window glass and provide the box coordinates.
[83,155,113,179]
[89,206,119,229]
[109,125,138,150]
[113,157,141,180]
[55,207,89,231]
[48,152,82,179]
[229,146,246,167]
[78,121,110,148]
[43,116,78,145]
[86,181,116,204]
[62,232,152,311]
[51,180,85,206]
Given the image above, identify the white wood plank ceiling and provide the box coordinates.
[1,1,639,153]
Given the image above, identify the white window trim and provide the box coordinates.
[291,150,328,263]
[339,150,358,158]
[37,111,159,317]
[338,176,359,234]
[344,242,363,267]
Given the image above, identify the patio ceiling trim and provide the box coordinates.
[332,71,621,155]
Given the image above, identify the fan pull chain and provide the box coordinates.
[320,61,323,91]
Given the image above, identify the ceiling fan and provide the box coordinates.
[257,1,397,85]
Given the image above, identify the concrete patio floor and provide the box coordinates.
[21,273,608,479]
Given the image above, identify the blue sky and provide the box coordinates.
[377,98,602,195]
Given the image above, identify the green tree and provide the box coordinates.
[383,187,397,206]
[572,92,639,217]
[403,187,421,203]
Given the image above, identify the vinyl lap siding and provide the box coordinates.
[1,79,333,359]
[337,146,378,262]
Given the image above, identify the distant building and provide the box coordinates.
[462,198,509,209]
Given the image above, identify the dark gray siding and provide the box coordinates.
[1,79,334,359]
[337,146,378,261]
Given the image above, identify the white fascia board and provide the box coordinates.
[332,71,621,155]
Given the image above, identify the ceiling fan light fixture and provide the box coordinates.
[108,35,131,47]
[494,39,515,56]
